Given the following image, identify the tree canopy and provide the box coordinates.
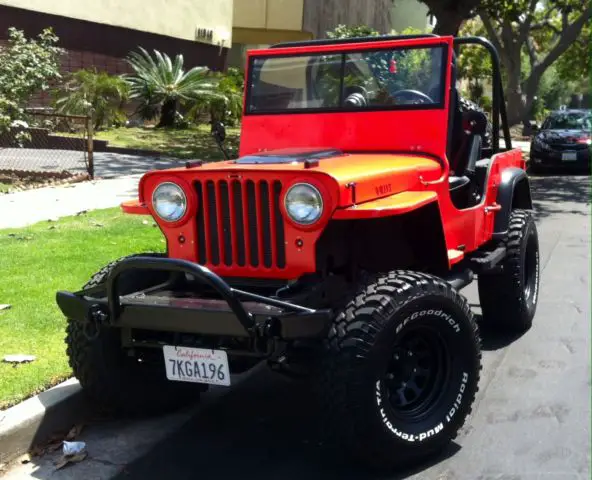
[477,0,591,124]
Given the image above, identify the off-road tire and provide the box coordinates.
[317,271,481,470]
[65,253,205,416]
[478,209,540,332]
[459,96,493,149]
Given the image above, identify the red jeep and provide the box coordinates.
[57,34,540,469]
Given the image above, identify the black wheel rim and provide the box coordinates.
[523,232,538,301]
[383,326,450,421]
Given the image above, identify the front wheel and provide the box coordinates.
[317,271,481,470]
[65,254,206,416]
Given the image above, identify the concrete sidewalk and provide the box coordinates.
[0,174,141,230]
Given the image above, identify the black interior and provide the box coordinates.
[447,65,490,210]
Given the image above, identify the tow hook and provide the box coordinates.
[83,304,109,340]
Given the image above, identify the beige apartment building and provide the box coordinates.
[0,0,431,75]
[228,0,432,68]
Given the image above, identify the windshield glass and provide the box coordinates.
[246,45,446,114]
[543,111,592,130]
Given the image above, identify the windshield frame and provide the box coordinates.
[244,43,449,116]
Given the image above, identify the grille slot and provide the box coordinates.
[260,181,272,268]
[194,179,285,269]
[273,181,286,268]
[232,180,246,266]
[206,181,220,265]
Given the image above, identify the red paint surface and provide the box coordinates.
[122,35,526,279]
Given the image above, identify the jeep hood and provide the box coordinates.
[143,147,443,208]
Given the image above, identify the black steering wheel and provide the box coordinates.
[343,85,368,107]
[391,89,435,105]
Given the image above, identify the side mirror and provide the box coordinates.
[211,121,230,160]
[211,121,226,143]
[523,120,539,136]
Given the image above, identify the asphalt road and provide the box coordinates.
[4,173,590,480]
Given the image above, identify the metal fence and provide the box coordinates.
[0,111,94,179]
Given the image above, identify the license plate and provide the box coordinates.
[562,151,577,161]
[163,345,231,386]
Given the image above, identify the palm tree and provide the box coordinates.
[125,47,222,127]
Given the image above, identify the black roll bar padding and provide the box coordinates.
[107,257,255,334]
[453,36,513,153]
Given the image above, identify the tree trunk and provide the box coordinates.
[432,11,465,36]
[158,99,177,128]
[420,0,481,36]
[501,47,527,126]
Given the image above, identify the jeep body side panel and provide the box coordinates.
[436,148,525,260]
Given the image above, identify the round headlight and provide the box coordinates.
[284,183,323,225]
[152,182,187,222]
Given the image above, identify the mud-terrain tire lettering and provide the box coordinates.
[316,270,482,470]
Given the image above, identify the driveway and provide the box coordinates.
[4,174,590,479]
[0,148,185,178]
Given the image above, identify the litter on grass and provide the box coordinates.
[3,354,36,364]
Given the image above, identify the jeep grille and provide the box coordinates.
[194,179,286,269]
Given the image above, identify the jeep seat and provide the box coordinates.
[448,101,487,208]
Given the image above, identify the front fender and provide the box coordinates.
[332,191,437,219]
[493,167,533,238]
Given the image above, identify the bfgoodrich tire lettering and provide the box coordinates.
[478,209,540,332]
[317,271,481,470]
[65,253,205,416]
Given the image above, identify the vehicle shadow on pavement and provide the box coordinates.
[529,173,591,221]
[475,314,526,352]
[114,367,461,480]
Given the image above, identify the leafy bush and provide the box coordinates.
[125,47,224,128]
[326,24,380,39]
[0,27,63,138]
[53,68,130,130]
[188,67,244,126]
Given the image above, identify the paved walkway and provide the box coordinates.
[0,174,141,229]
[0,149,184,178]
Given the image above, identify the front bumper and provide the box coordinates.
[530,144,591,171]
[56,257,332,341]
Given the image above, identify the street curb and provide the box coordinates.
[0,378,90,465]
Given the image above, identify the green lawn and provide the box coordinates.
[94,124,241,160]
[0,182,11,194]
[0,208,164,409]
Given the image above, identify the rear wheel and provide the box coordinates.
[317,271,481,470]
[478,209,540,332]
[65,254,206,416]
